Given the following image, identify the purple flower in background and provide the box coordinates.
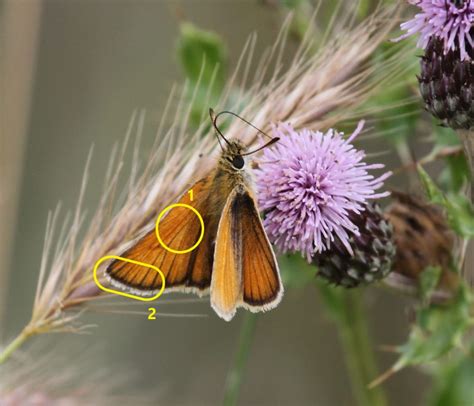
[394,0,474,61]
[255,121,391,261]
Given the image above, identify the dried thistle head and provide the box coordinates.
[384,191,459,292]
[2,4,411,360]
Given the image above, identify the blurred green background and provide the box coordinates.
[1,1,439,404]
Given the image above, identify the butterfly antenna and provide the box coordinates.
[242,137,280,156]
[214,110,274,141]
[211,109,279,156]
[209,108,231,150]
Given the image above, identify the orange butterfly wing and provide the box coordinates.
[106,176,216,294]
[211,188,242,320]
[238,188,282,310]
[211,186,283,321]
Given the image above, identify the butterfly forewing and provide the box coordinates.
[210,188,243,321]
[106,176,215,294]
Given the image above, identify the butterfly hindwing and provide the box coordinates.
[106,176,214,294]
[238,188,282,310]
[211,186,282,321]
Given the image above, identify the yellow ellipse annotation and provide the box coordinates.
[93,255,165,302]
[155,203,205,254]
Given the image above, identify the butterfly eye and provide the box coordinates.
[230,155,245,169]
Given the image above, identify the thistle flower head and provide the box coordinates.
[395,0,474,61]
[255,121,391,261]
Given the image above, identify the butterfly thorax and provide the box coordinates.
[206,139,254,216]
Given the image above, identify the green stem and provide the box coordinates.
[320,285,387,406]
[223,313,258,406]
[0,328,32,365]
[348,290,387,406]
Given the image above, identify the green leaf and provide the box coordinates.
[395,285,471,371]
[176,22,227,128]
[434,123,460,147]
[434,124,469,192]
[430,354,474,406]
[438,154,469,193]
[417,166,474,237]
[419,266,442,303]
[417,165,447,205]
[444,193,474,237]
[177,22,227,87]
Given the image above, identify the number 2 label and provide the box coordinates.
[148,307,156,320]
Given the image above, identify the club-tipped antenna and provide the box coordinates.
[241,136,280,156]
[209,108,279,156]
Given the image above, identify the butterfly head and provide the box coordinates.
[209,108,279,173]
[221,139,248,171]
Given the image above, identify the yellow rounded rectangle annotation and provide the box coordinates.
[93,255,165,302]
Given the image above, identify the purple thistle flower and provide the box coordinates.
[394,0,474,61]
[255,121,391,262]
